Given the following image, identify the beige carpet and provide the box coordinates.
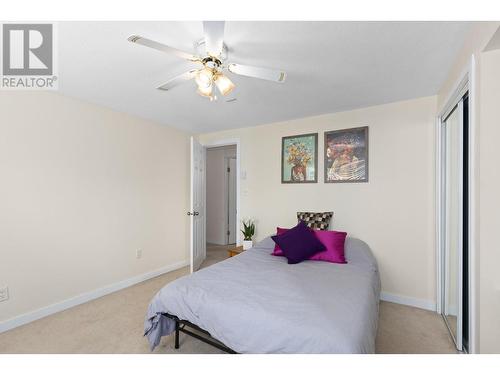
[0,247,456,354]
[202,243,236,268]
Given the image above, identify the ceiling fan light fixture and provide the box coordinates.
[214,74,235,96]
[196,83,213,98]
[195,68,214,89]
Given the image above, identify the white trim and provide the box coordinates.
[438,62,472,116]
[0,260,189,334]
[457,99,465,351]
[223,156,230,245]
[468,55,477,354]
[436,115,444,315]
[190,137,195,273]
[202,138,241,246]
[441,76,468,121]
[223,155,237,245]
[380,292,436,312]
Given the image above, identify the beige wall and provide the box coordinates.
[199,96,437,304]
[478,48,500,353]
[0,91,190,323]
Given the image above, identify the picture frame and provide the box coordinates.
[324,126,369,183]
[281,133,318,183]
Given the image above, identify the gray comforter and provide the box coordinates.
[144,236,381,353]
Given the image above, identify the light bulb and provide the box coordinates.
[214,74,235,96]
[195,68,214,89]
[197,83,213,98]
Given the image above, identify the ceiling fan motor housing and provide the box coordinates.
[201,56,222,70]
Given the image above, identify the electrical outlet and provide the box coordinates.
[136,249,142,259]
[0,286,9,302]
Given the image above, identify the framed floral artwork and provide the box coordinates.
[281,133,318,183]
[324,126,369,183]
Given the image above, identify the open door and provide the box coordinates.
[190,137,206,272]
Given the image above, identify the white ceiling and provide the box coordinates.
[58,21,471,133]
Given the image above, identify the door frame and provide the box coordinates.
[435,55,477,353]
[203,139,241,246]
[224,156,237,245]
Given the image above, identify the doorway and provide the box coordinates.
[203,144,238,266]
[190,138,240,272]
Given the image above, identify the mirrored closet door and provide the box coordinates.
[440,91,469,352]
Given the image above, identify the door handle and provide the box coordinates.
[187,211,200,216]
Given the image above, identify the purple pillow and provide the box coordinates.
[271,221,326,264]
[272,227,347,264]
[311,230,347,264]
[272,227,288,255]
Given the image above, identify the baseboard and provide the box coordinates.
[1,268,435,334]
[380,291,436,312]
[0,260,189,334]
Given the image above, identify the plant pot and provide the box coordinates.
[242,240,253,250]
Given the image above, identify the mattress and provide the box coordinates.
[144,236,381,353]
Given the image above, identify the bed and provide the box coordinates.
[144,236,381,353]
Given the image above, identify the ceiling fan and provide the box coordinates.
[127,21,286,101]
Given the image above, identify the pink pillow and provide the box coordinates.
[273,227,288,255]
[272,227,347,264]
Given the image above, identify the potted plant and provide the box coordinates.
[241,219,255,250]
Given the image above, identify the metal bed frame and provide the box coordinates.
[162,313,237,354]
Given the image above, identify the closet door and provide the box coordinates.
[442,101,464,351]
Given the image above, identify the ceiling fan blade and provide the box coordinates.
[128,35,199,62]
[203,21,225,57]
[157,70,198,91]
[228,63,286,83]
